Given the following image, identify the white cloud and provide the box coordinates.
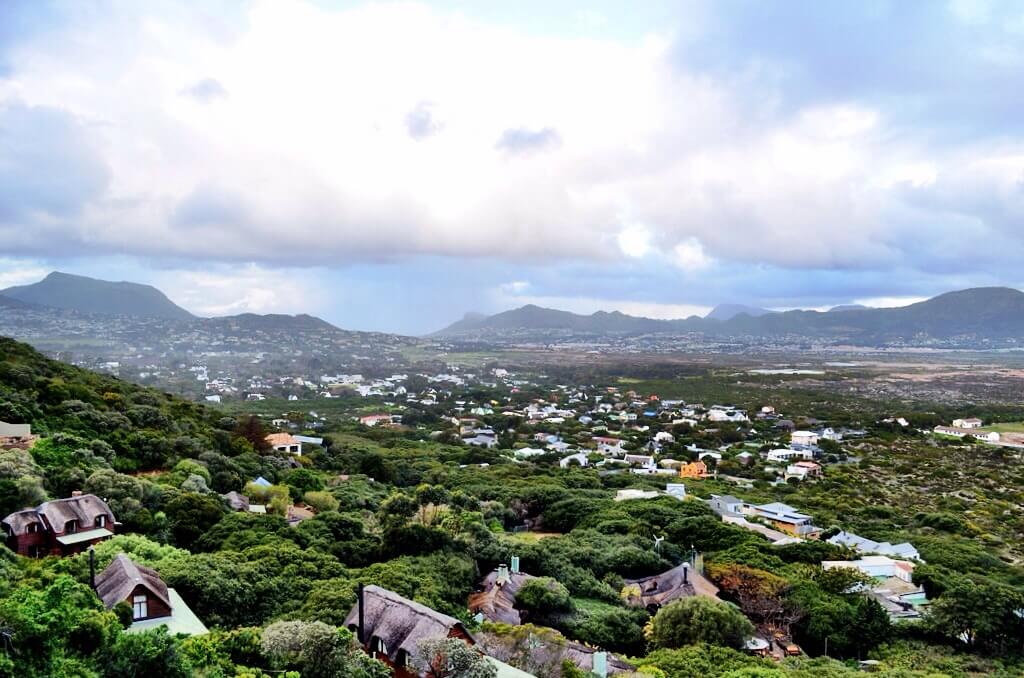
[152,264,323,316]
[0,0,1022,279]
[617,225,651,258]
[853,295,929,309]
[499,280,530,295]
[0,260,49,289]
[671,237,713,271]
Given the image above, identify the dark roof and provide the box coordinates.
[2,494,115,536]
[1,508,43,535]
[345,585,472,662]
[95,554,171,611]
[469,570,536,625]
[222,491,250,511]
[623,563,719,608]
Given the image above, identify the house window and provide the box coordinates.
[27,545,42,558]
[132,595,148,620]
[95,515,106,528]
[65,520,78,534]
[371,637,387,657]
[27,523,40,533]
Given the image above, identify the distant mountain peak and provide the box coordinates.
[1,271,194,320]
[828,304,870,313]
[705,303,773,321]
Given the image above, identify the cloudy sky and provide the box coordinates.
[2,0,1024,334]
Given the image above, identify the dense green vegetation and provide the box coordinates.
[1,337,1023,677]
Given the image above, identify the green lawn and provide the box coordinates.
[979,421,1024,433]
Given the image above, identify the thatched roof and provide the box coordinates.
[2,494,114,536]
[469,570,537,625]
[623,563,719,608]
[345,585,472,663]
[222,491,250,512]
[564,640,635,675]
[1,508,43,536]
[95,554,171,611]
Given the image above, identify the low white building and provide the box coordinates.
[933,426,1000,442]
[614,489,660,501]
[822,556,916,583]
[665,483,687,499]
[767,448,814,462]
[559,452,589,468]
[827,531,921,561]
[952,418,983,429]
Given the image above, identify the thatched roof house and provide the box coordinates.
[222,491,250,512]
[2,493,115,557]
[623,563,719,611]
[345,585,474,675]
[96,554,172,618]
[469,569,537,625]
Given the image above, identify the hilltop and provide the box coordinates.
[1,271,194,320]
[705,304,773,321]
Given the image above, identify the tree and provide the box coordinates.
[646,597,754,650]
[516,578,574,621]
[707,563,801,635]
[415,484,449,525]
[304,490,340,513]
[233,415,271,453]
[102,627,192,678]
[164,491,225,549]
[261,621,388,678]
[378,491,418,531]
[416,638,497,678]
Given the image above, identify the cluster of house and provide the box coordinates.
[463,554,732,674]
[703,493,931,622]
[820,544,929,621]
[933,417,1001,443]
[2,493,208,635]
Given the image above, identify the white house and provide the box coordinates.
[559,452,589,468]
[827,531,921,561]
[665,483,687,499]
[822,556,916,583]
[952,418,983,429]
[933,425,1000,442]
[790,431,819,446]
[785,461,822,480]
[614,489,660,501]
[767,448,814,463]
[266,433,302,456]
[707,406,749,423]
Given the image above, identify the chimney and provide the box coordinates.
[683,563,689,585]
[497,564,509,584]
[593,651,608,678]
[511,556,520,574]
[88,546,96,590]
[357,583,365,644]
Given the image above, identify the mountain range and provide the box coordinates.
[4,272,1024,349]
[434,287,1024,346]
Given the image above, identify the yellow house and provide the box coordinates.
[678,461,709,479]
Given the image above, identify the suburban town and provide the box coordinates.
[4,1,1024,676]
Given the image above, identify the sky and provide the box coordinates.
[2,0,1024,334]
